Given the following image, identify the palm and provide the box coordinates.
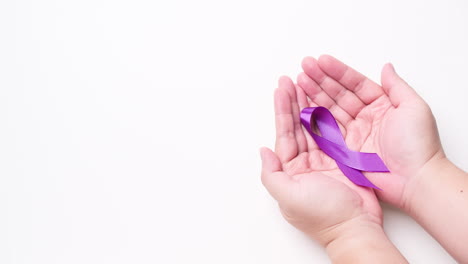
[261,55,442,242]
[261,74,382,240]
[281,149,383,232]
[296,55,442,208]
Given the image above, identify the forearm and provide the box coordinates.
[325,219,408,264]
[405,157,468,262]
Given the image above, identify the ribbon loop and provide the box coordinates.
[300,107,389,189]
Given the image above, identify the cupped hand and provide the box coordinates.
[295,55,444,210]
[260,76,383,245]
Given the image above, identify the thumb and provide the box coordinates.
[381,63,419,107]
[260,147,282,173]
[259,147,289,200]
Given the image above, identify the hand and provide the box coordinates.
[295,55,444,210]
[260,76,383,245]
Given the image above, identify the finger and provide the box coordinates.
[317,55,385,105]
[302,56,366,118]
[295,84,318,150]
[260,147,290,200]
[297,72,352,127]
[381,63,419,107]
[259,147,283,174]
[274,85,298,163]
[296,83,314,108]
[280,76,308,154]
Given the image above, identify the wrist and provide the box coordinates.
[401,154,451,215]
[319,214,379,246]
[326,217,407,263]
[400,156,468,262]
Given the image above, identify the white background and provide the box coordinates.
[0,0,467,263]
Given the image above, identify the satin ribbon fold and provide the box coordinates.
[300,107,389,189]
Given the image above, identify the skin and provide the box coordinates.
[260,55,468,263]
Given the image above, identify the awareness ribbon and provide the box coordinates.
[300,107,389,189]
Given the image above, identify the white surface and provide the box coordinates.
[0,0,467,263]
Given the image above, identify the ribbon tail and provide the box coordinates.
[337,162,381,190]
[312,134,389,172]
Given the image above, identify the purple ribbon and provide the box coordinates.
[300,107,389,189]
